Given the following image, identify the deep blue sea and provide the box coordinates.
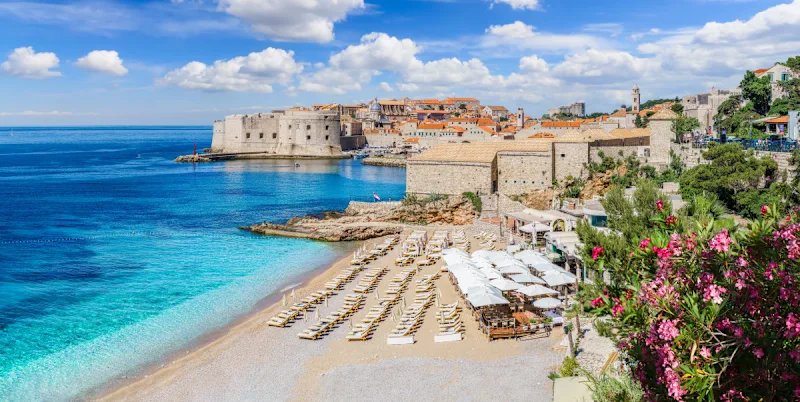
[0,126,406,400]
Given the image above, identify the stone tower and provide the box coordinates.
[516,107,524,128]
[647,108,679,169]
[632,84,641,113]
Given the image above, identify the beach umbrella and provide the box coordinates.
[291,289,296,299]
[517,284,559,297]
[465,284,503,297]
[282,293,287,306]
[314,309,321,321]
[489,278,522,291]
[514,250,550,266]
[531,261,566,274]
[509,273,546,285]
[479,267,503,280]
[468,292,509,308]
[542,271,577,287]
[497,265,528,275]
[533,297,561,309]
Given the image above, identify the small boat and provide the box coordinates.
[352,151,369,159]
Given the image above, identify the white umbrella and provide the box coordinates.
[282,293,287,306]
[465,284,503,297]
[468,292,510,308]
[479,267,503,280]
[469,257,495,269]
[489,278,522,291]
[514,250,551,266]
[517,284,559,297]
[533,297,561,309]
[542,271,577,287]
[497,265,528,275]
[531,261,565,274]
[443,254,471,266]
[442,248,469,257]
[496,258,528,269]
[509,273,546,284]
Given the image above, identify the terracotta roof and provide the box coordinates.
[445,126,466,133]
[447,118,478,123]
[478,126,497,135]
[500,126,518,133]
[414,110,450,114]
[403,137,420,143]
[753,68,769,74]
[764,115,789,124]
[610,128,651,139]
[447,97,479,102]
[541,121,581,128]
[649,109,679,120]
[410,141,549,163]
[528,132,555,139]
[421,99,441,104]
[476,118,496,126]
[581,128,617,141]
[609,109,627,118]
[486,106,508,111]
[418,122,447,129]
[378,100,406,106]
[554,130,590,143]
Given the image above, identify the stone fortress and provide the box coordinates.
[210,109,344,157]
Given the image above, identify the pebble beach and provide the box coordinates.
[101,226,565,402]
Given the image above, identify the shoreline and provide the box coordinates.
[91,240,361,401]
[361,157,407,168]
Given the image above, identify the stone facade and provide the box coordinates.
[497,151,553,194]
[211,110,343,156]
[406,161,493,195]
[682,88,740,130]
[553,142,589,181]
[647,109,678,168]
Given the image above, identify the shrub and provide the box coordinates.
[587,372,645,402]
[462,192,482,212]
[593,319,613,338]
[559,356,580,377]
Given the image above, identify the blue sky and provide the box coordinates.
[0,0,797,125]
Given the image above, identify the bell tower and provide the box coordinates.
[632,85,641,113]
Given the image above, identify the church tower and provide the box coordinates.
[516,107,524,128]
[632,85,641,113]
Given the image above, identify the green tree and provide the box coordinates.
[459,103,467,110]
[542,113,550,119]
[499,116,508,122]
[670,116,701,141]
[634,114,646,128]
[438,105,444,110]
[670,103,684,115]
[740,70,772,115]
[679,143,779,217]
[453,111,460,117]
[586,112,606,119]
[785,55,800,71]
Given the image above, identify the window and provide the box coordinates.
[259,133,264,139]
[325,125,329,130]
[560,153,566,157]
[325,135,329,140]
[306,125,311,130]
[246,133,250,139]
[768,72,774,81]
[306,135,311,140]
[272,133,277,139]
[288,125,292,129]
[782,73,790,81]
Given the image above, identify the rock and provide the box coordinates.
[175,154,211,163]
[361,157,407,168]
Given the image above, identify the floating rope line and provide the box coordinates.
[0,231,272,245]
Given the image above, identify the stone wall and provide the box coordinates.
[340,135,366,151]
[554,142,589,181]
[590,145,649,164]
[671,143,797,175]
[498,193,526,217]
[648,119,672,167]
[213,110,342,156]
[406,161,493,195]
[497,151,553,194]
[344,201,402,216]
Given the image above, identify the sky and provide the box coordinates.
[0,0,798,126]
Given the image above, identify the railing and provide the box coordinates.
[349,195,395,202]
[687,140,797,153]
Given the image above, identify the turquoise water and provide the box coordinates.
[0,127,406,400]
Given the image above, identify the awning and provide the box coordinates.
[509,273,546,284]
[519,223,551,233]
[489,278,523,291]
[517,284,559,297]
[468,292,510,308]
[533,297,562,309]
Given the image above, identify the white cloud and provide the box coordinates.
[491,0,541,10]
[694,0,800,44]
[483,21,605,51]
[219,0,365,43]
[159,48,303,92]
[582,23,623,37]
[379,81,393,92]
[519,55,548,72]
[1,47,61,79]
[0,2,136,34]
[552,49,659,82]
[75,50,128,76]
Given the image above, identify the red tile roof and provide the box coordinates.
[764,115,789,123]
[418,122,448,129]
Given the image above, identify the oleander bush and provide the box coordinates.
[581,201,800,401]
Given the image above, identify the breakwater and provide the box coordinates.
[361,157,407,168]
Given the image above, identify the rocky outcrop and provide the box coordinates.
[175,154,211,163]
[243,195,477,242]
[361,157,407,168]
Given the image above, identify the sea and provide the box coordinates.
[0,126,406,401]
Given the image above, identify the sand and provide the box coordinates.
[100,226,564,402]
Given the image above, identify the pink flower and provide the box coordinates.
[699,346,711,359]
[753,348,764,358]
[709,229,733,253]
[592,246,604,260]
[657,319,681,341]
[665,215,678,226]
[612,304,624,317]
[591,297,605,308]
[656,199,664,211]
[639,238,651,250]
[703,284,727,304]
[736,257,749,268]
[761,205,770,215]
[787,313,800,338]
